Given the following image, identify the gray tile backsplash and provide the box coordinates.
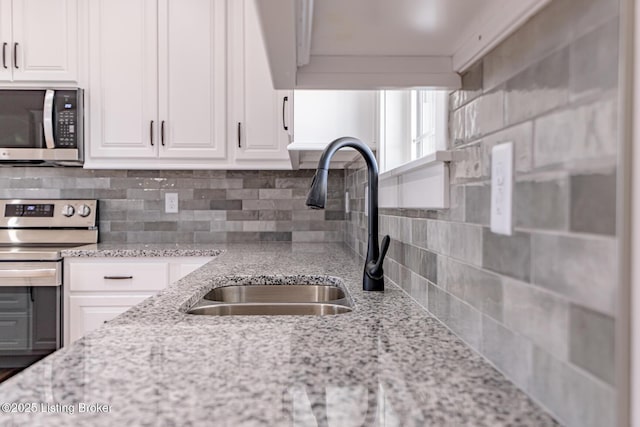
[0,168,343,244]
[345,0,619,425]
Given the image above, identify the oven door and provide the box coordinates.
[0,262,62,369]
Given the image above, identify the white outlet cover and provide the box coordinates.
[490,142,513,236]
[345,191,350,213]
[165,193,179,213]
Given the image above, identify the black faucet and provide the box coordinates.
[306,137,390,292]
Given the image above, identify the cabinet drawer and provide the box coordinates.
[69,262,169,292]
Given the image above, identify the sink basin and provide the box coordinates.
[188,303,352,316]
[203,285,345,303]
[187,283,352,316]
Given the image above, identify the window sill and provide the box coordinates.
[379,150,452,209]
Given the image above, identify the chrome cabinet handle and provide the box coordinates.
[103,275,133,280]
[161,120,165,146]
[43,90,56,149]
[150,120,154,146]
[2,43,6,69]
[237,122,242,148]
[282,96,289,131]
[13,42,18,69]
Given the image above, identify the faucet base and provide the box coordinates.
[363,274,384,292]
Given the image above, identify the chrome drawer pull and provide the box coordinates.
[103,275,133,280]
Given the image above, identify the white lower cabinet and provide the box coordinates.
[68,294,152,344]
[64,256,212,346]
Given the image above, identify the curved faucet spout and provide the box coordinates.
[306,137,390,291]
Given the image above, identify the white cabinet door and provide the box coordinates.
[87,0,158,159]
[11,0,78,82]
[229,0,291,161]
[157,0,227,160]
[293,90,377,146]
[168,257,212,283]
[68,294,152,343]
[0,0,11,82]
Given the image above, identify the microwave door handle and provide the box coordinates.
[43,89,55,149]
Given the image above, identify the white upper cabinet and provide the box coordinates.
[0,0,78,83]
[228,0,291,166]
[254,0,551,89]
[158,0,227,159]
[0,0,11,82]
[87,0,158,159]
[86,0,229,167]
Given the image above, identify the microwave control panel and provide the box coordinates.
[54,91,79,148]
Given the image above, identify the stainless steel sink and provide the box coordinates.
[187,283,352,316]
[188,303,352,316]
[203,285,345,303]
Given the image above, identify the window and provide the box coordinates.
[379,89,448,173]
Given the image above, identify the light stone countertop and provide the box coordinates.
[0,243,559,426]
[61,243,225,258]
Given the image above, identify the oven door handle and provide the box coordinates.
[0,268,58,279]
[43,89,56,149]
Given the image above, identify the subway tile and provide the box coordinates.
[193,189,227,200]
[410,219,428,249]
[259,189,293,199]
[427,221,482,266]
[531,233,616,315]
[482,230,531,281]
[570,19,619,101]
[438,256,503,321]
[503,277,569,360]
[464,88,504,141]
[227,210,259,221]
[569,304,615,385]
[275,177,312,189]
[570,172,616,235]
[194,232,227,244]
[504,47,570,125]
[243,199,293,211]
[481,315,533,388]
[143,221,178,232]
[451,145,482,183]
[126,189,161,200]
[530,346,615,427]
[243,221,277,232]
[325,210,345,221]
[227,232,260,243]
[210,200,243,210]
[515,177,570,230]
[428,283,482,349]
[243,177,275,189]
[177,221,210,232]
[259,232,292,242]
[451,107,466,146]
[481,122,534,177]
[534,95,618,168]
[226,189,259,200]
[259,210,292,221]
[464,184,490,225]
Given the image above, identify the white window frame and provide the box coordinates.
[378,89,451,209]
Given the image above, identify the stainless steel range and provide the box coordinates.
[0,199,97,369]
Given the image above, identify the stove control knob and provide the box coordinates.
[61,205,75,217]
[77,204,92,217]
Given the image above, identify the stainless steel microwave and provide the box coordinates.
[0,88,84,166]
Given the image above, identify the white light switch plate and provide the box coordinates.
[490,142,513,236]
[165,193,179,213]
[345,191,350,213]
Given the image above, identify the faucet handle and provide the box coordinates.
[367,235,390,280]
